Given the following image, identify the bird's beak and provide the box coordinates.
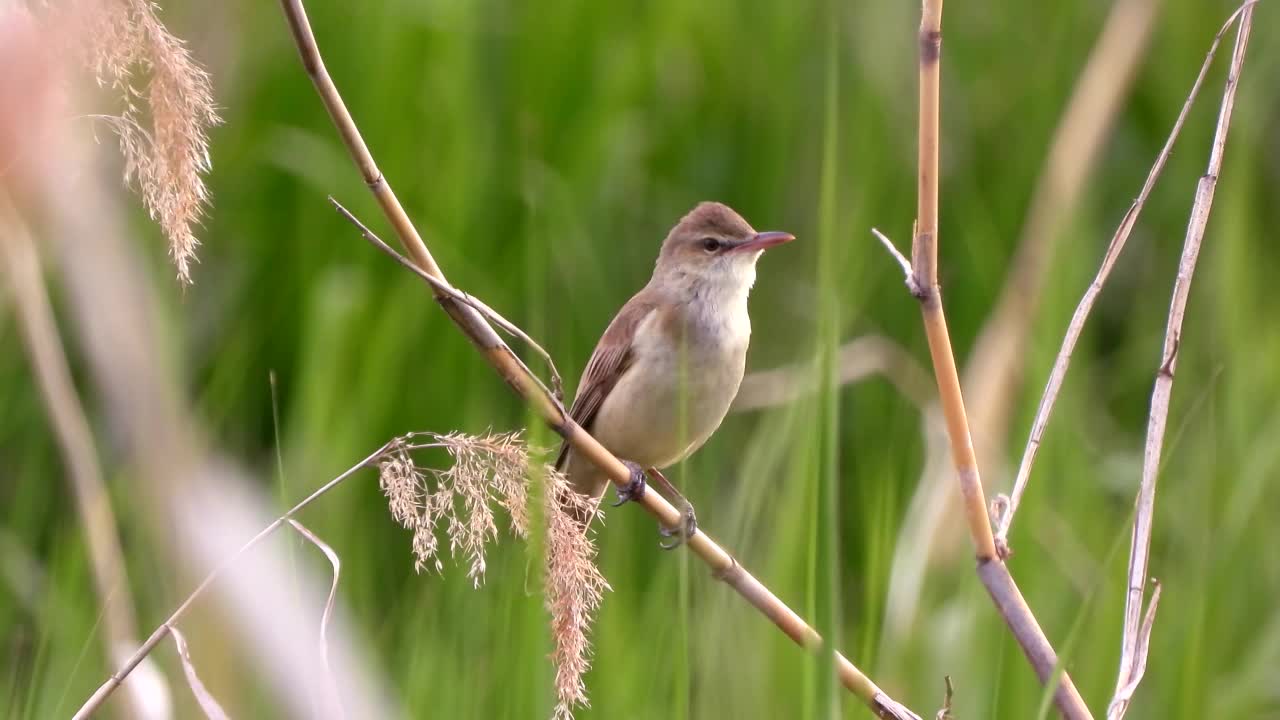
[730,231,796,254]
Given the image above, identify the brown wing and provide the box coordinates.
[555,290,660,470]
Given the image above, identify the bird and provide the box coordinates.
[555,201,795,547]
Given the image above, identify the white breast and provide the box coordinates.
[590,298,750,469]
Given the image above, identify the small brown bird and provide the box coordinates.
[556,202,795,547]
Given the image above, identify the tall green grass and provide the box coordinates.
[2,1,1279,718]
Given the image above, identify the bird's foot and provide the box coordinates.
[611,461,647,507]
[659,503,698,550]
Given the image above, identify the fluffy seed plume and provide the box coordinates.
[378,431,529,584]
[377,432,608,720]
[74,0,221,284]
[543,477,609,720]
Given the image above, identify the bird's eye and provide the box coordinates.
[701,237,721,253]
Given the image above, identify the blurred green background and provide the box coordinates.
[3,0,1279,718]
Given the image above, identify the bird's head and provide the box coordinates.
[654,202,794,293]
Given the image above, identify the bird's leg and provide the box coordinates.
[647,467,697,549]
[610,461,648,507]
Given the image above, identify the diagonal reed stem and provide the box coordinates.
[996,0,1259,552]
[276,0,919,718]
[72,442,394,720]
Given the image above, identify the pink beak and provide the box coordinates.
[730,231,796,253]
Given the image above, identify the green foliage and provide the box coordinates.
[3,1,1279,718]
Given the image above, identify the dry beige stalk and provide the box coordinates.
[72,438,397,720]
[995,0,1251,553]
[0,11,170,695]
[74,0,221,284]
[884,0,1157,649]
[329,197,565,403]
[1110,5,1255,717]
[0,191,171,719]
[908,0,1002,564]
[30,38,390,712]
[875,0,1092,715]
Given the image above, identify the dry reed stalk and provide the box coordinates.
[1109,6,1255,717]
[277,0,920,717]
[908,0,1000,562]
[329,198,563,404]
[885,0,1157,642]
[75,445,389,718]
[877,0,1092,716]
[78,432,538,718]
[0,193,169,719]
[996,1,1258,552]
[72,442,392,720]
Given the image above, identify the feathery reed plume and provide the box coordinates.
[543,476,609,720]
[74,0,220,284]
[379,431,531,582]
[377,432,607,719]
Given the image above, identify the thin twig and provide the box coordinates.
[889,0,1093,716]
[872,228,918,293]
[278,1,918,717]
[995,0,1261,553]
[72,443,392,720]
[935,676,954,720]
[329,197,563,403]
[1110,6,1254,717]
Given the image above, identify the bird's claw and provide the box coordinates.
[658,504,697,550]
[611,461,647,507]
